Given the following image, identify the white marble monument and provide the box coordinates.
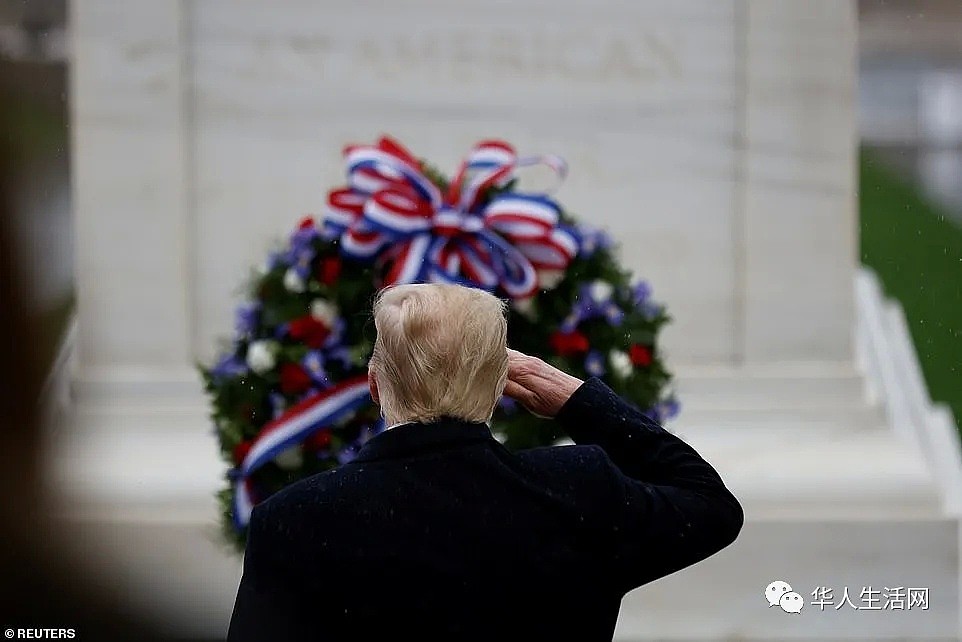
[72,0,857,369]
[58,1,959,639]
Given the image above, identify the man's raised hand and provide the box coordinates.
[502,349,584,418]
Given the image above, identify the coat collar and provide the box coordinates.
[352,417,496,463]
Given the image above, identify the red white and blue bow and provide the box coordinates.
[324,137,578,299]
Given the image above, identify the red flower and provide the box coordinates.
[629,344,654,367]
[297,216,315,230]
[232,440,253,465]
[288,315,330,348]
[279,363,312,395]
[304,429,333,452]
[317,256,342,286]
[549,330,590,356]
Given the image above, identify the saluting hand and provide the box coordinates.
[502,348,584,418]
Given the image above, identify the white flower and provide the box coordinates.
[273,444,303,470]
[246,340,277,374]
[590,279,614,302]
[283,268,306,293]
[310,299,339,326]
[511,297,538,320]
[609,349,633,379]
[537,269,566,290]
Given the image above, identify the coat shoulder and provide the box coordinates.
[514,443,620,496]
[254,465,347,519]
[516,443,615,474]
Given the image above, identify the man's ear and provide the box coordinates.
[368,367,380,405]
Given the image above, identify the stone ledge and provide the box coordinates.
[45,515,958,641]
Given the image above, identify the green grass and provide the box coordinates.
[859,151,962,428]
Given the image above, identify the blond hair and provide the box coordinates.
[369,283,509,424]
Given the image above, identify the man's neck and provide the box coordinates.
[382,416,492,430]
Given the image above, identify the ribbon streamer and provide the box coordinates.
[233,376,371,529]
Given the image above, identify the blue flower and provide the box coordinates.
[584,350,606,377]
[275,224,320,281]
[273,322,290,339]
[575,226,615,258]
[642,300,664,321]
[289,225,318,250]
[293,258,313,280]
[284,227,318,270]
[325,346,355,369]
[573,283,598,314]
[559,313,580,334]
[643,397,681,423]
[355,421,380,445]
[337,444,359,465]
[323,317,346,348]
[302,350,332,387]
[631,281,652,307]
[658,397,681,421]
[270,392,287,418]
[265,251,284,272]
[563,282,624,331]
[603,301,624,326]
[211,354,248,381]
[235,303,260,339]
[597,230,614,249]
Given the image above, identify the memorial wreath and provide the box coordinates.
[200,136,679,549]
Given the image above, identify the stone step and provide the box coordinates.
[51,403,942,523]
[615,518,959,640]
[673,364,870,410]
[671,405,887,431]
[49,380,953,640]
[47,513,959,641]
[678,423,942,519]
[49,410,225,512]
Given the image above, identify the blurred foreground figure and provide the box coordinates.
[0,95,167,641]
[228,283,743,641]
